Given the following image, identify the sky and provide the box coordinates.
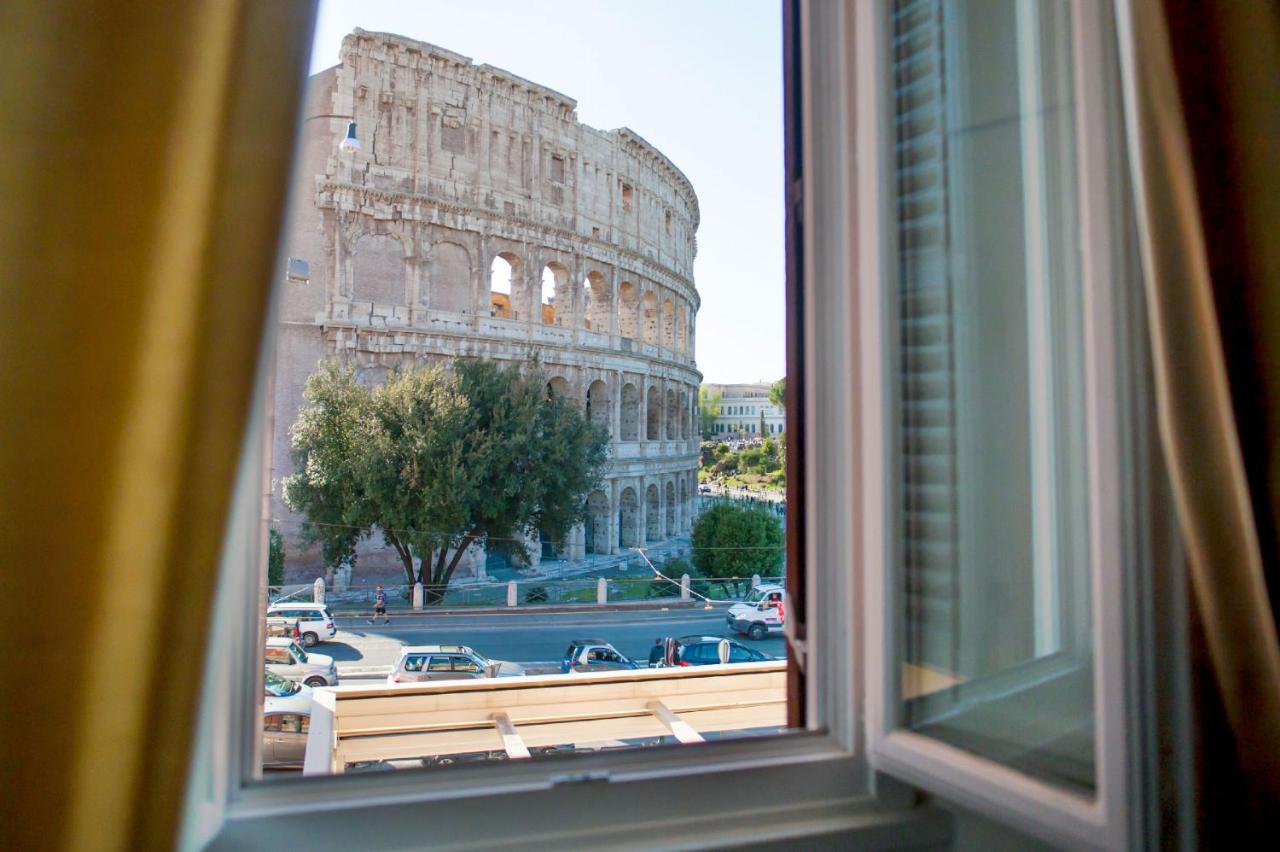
[309,0,785,384]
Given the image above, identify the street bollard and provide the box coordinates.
[313,577,325,605]
[752,574,761,589]
[507,580,517,608]
[413,582,423,610]
[597,577,607,605]
[681,573,690,600]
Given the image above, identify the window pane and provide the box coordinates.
[890,0,1093,793]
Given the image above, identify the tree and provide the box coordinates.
[268,527,285,587]
[698,387,722,438]
[691,502,784,594]
[768,377,786,410]
[283,359,610,602]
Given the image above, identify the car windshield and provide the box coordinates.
[745,588,768,604]
[469,650,492,667]
[264,670,300,697]
[289,642,308,662]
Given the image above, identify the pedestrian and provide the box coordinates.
[648,637,664,668]
[369,584,388,624]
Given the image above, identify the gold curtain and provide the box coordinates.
[0,1,314,849]
[1118,0,1280,831]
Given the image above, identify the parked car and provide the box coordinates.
[266,601,337,647]
[264,636,339,687]
[561,639,639,673]
[265,616,301,641]
[387,645,525,684]
[262,694,311,769]
[674,635,774,666]
[726,583,785,640]
[264,668,310,700]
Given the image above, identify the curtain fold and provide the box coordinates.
[1116,0,1280,829]
[0,1,313,849]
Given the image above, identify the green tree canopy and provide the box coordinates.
[691,502,784,580]
[698,386,722,438]
[768,377,786,410]
[282,359,609,601]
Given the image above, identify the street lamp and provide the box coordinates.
[306,113,361,153]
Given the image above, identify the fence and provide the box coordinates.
[272,574,783,614]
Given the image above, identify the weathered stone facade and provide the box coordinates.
[273,30,702,581]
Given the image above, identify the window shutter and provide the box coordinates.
[893,0,958,675]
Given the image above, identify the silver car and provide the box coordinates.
[388,644,525,684]
[264,636,339,687]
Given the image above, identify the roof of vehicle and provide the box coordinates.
[677,635,734,644]
[397,644,471,655]
[265,637,300,648]
[264,687,313,716]
[568,638,609,646]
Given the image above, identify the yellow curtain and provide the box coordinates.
[0,1,313,849]
[1119,0,1280,829]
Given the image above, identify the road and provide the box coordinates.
[319,607,786,670]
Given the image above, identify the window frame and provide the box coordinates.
[856,1,1142,848]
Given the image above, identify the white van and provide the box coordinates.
[266,601,337,647]
[726,584,785,640]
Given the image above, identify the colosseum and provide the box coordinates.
[272,30,702,582]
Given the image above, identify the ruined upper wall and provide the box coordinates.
[322,29,700,280]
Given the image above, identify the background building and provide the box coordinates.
[273,30,703,583]
[703,381,784,438]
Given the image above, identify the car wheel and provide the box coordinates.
[748,623,767,641]
[304,676,327,688]
[302,631,318,647]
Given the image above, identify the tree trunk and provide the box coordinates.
[384,530,416,588]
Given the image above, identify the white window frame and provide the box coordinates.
[182,4,953,849]
[856,1,1140,849]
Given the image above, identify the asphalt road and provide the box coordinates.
[321,607,786,669]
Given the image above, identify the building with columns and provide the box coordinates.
[703,381,785,439]
[272,30,702,581]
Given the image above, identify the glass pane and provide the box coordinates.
[890,0,1094,793]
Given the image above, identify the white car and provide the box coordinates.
[263,692,313,769]
[387,645,525,684]
[726,584,785,640]
[264,636,339,687]
[266,601,337,647]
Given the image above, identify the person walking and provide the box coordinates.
[368,584,389,625]
[648,638,665,668]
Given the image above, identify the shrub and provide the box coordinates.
[268,527,285,587]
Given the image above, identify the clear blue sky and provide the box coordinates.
[309,0,785,384]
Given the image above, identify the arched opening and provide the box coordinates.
[665,388,677,440]
[676,305,687,353]
[678,478,689,533]
[646,386,661,440]
[642,291,659,344]
[582,270,610,332]
[586,380,609,434]
[546,376,570,401]
[665,481,676,536]
[678,390,688,439]
[621,383,640,441]
[489,252,521,319]
[428,241,472,313]
[541,262,570,326]
[351,234,405,306]
[618,282,638,339]
[662,298,675,348]
[646,484,661,542]
[587,490,610,555]
[618,487,639,548]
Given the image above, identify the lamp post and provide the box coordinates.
[306,113,361,152]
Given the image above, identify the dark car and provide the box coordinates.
[561,639,639,673]
[674,635,774,666]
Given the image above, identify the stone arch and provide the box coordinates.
[679,478,689,533]
[582,270,610,332]
[541,261,571,325]
[620,383,640,440]
[645,483,661,542]
[665,480,676,535]
[546,376,570,401]
[351,233,406,305]
[665,388,677,440]
[618,282,639,339]
[678,390,689,439]
[676,304,687,353]
[661,297,675,348]
[586,489,610,555]
[618,487,639,548]
[586,379,609,434]
[642,291,659,344]
[646,385,661,440]
[489,252,523,319]
[428,241,472,313]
